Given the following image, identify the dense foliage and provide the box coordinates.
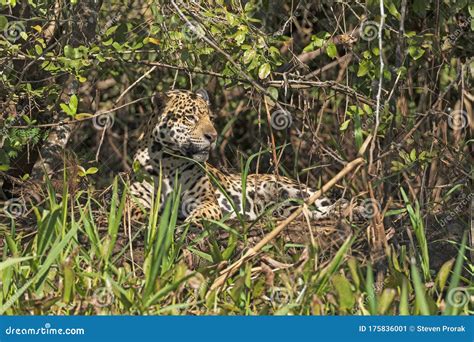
[0,0,472,315]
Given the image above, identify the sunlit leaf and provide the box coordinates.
[258,63,271,79]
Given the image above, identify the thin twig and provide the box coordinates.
[10,97,150,129]
[265,79,376,107]
[114,66,157,106]
[263,98,280,176]
[304,53,353,80]
[368,1,385,174]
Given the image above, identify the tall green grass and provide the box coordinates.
[0,175,471,315]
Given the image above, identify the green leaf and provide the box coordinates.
[234,29,246,45]
[365,264,377,315]
[443,233,467,315]
[0,15,8,30]
[267,87,278,100]
[60,103,73,116]
[347,258,360,288]
[326,42,337,58]
[469,5,474,17]
[75,113,93,120]
[399,278,410,315]
[105,25,118,36]
[0,256,34,272]
[34,44,43,55]
[385,1,401,19]
[243,49,256,64]
[77,166,86,177]
[378,289,396,314]
[331,274,355,311]
[357,60,370,77]
[64,44,74,58]
[303,35,326,52]
[62,261,75,303]
[103,38,114,46]
[226,12,238,26]
[409,149,417,161]
[86,167,98,175]
[315,235,354,293]
[268,46,280,59]
[408,46,425,60]
[313,37,326,48]
[410,259,430,315]
[112,42,123,51]
[258,63,271,79]
[436,259,454,292]
[69,95,78,114]
[352,108,363,149]
[340,119,350,131]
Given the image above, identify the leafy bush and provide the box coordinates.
[0,0,472,315]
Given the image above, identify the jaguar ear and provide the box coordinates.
[151,92,167,110]
[195,89,210,104]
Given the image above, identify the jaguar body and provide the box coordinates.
[130,89,336,224]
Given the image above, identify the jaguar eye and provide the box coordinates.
[184,115,196,123]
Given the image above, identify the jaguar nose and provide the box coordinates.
[204,130,218,144]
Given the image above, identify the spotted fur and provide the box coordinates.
[130,90,336,224]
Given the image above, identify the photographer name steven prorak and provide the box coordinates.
[359,324,467,333]
[416,325,466,332]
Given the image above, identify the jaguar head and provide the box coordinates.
[148,89,217,162]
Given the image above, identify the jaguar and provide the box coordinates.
[130,89,339,225]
